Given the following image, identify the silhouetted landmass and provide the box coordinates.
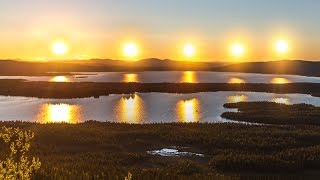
[213,60,320,77]
[222,102,320,125]
[0,59,225,75]
[1,59,320,77]
[0,122,319,179]
[0,80,320,98]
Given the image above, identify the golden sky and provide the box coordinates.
[1,0,320,61]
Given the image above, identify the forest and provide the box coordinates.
[0,121,319,179]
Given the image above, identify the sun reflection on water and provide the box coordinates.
[181,71,197,83]
[272,97,291,105]
[37,103,81,123]
[228,95,248,103]
[271,78,291,84]
[123,73,140,82]
[176,98,201,123]
[50,76,70,82]
[228,78,246,84]
[115,94,145,124]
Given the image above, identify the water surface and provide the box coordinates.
[0,92,319,124]
[1,71,320,83]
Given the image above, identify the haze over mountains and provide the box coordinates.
[214,60,320,77]
[0,58,320,77]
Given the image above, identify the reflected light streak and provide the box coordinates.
[50,76,70,82]
[123,73,140,83]
[176,98,200,123]
[37,103,81,124]
[181,71,197,83]
[228,78,246,84]
[228,95,248,103]
[272,97,291,105]
[271,78,291,84]
[115,94,145,124]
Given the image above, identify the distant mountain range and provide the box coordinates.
[213,60,320,77]
[0,58,319,77]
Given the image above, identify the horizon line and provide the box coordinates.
[0,58,319,63]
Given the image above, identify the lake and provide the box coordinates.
[0,92,319,124]
[1,71,320,83]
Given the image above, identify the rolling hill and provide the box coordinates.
[213,60,320,77]
[0,59,319,77]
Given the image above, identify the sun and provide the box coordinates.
[52,41,68,55]
[183,44,196,58]
[231,44,245,57]
[276,40,289,54]
[123,42,138,58]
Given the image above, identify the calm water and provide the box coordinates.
[0,92,319,124]
[1,71,320,83]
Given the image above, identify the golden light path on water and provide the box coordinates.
[228,78,246,84]
[228,95,248,103]
[123,73,140,82]
[115,94,146,124]
[50,76,70,82]
[272,97,291,105]
[176,98,201,123]
[271,77,291,84]
[37,103,81,124]
[181,71,197,83]
[33,93,296,124]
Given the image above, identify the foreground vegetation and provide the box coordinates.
[1,80,320,98]
[222,102,320,125]
[0,127,41,179]
[0,122,319,179]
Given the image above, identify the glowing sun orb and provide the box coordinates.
[231,44,245,57]
[183,44,196,57]
[123,43,138,57]
[276,40,289,54]
[52,41,68,55]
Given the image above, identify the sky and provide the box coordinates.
[0,0,320,61]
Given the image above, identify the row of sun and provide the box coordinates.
[52,40,290,58]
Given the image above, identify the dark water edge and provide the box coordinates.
[1,80,320,98]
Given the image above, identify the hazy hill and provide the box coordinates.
[213,60,320,77]
[0,58,225,75]
[0,59,319,77]
[65,58,226,70]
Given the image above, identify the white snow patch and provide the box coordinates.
[147,148,204,157]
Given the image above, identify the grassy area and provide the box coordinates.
[222,102,320,125]
[0,80,320,98]
[0,122,320,179]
